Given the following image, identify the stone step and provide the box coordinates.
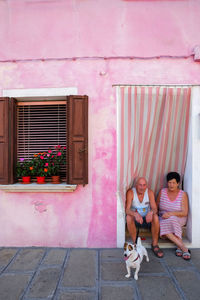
[125,226,191,249]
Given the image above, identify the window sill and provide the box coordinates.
[0,183,77,193]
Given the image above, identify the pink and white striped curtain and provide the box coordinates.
[117,86,191,207]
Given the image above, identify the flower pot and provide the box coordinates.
[51,175,60,184]
[36,176,46,184]
[21,176,31,184]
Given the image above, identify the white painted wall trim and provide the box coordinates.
[185,86,200,247]
[3,87,77,99]
[116,86,125,248]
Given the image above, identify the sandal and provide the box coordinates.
[182,250,191,261]
[151,244,164,258]
[175,248,183,257]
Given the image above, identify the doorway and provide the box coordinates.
[116,85,200,247]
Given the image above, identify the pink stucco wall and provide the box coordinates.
[0,0,200,247]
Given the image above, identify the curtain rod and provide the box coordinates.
[112,84,200,87]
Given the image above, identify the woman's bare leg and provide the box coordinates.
[165,233,190,258]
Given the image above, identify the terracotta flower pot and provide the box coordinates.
[36,176,46,184]
[22,176,31,184]
[51,175,60,184]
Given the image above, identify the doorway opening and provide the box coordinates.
[116,85,200,248]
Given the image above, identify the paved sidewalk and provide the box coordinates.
[0,247,200,300]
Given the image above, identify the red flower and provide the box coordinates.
[57,152,62,156]
[48,150,52,153]
[40,156,44,159]
[45,163,48,167]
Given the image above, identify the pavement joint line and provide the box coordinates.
[20,248,49,300]
[37,263,64,270]
[96,249,100,300]
[101,281,135,286]
[99,249,103,300]
[58,287,97,292]
[135,272,170,277]
[23,298,49,300]
[160,258,188,300]
[2,270,34,275]
[134,281,142,300]
[52,248,70,300]
[0,247,21,276]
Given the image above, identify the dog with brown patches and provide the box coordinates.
[123,237,149,280]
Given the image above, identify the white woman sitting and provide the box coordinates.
[157,172,191,260]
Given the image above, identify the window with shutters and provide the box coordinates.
[0,96,88,186]
[17,102,67,180]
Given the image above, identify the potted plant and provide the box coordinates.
[16,158,34,184]
[32,152,49,184]
[47,145,66,183]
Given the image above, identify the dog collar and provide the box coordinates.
[132,253,140,262]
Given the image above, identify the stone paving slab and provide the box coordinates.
[6,248,45,271]
[101,285,135,300]
[101,262,127,281]
[101,249,123,260]
[62,249,96,287]
[189,249,200,272]
[42,248,67,266]
[137,276,181,300]
[58,291,96,300]
[0,273,31,300]
[0,248,18,271]
[173,269,200,300]
[27,267,61,298]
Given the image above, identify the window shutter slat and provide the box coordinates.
[67,95,88,185]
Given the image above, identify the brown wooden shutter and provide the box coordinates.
[10,98,17,184]
[0,98,9,184]
[0,98,16,184]
[67,95,88,184]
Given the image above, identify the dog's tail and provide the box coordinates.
[137,237,142,247]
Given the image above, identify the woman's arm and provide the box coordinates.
[162,191,189,218]
[156,190,161,209]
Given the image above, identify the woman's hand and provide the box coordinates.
[162,212,172,219]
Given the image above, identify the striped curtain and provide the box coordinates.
[117,86,191,209]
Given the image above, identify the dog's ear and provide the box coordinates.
[124,242,128,250]
[128,244,133,251]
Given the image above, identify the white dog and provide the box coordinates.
[123,237,149,280]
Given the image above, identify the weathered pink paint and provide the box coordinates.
[0,0,200,247]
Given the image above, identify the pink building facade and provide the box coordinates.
[0,0,200,248]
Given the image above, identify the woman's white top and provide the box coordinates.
[131,187,150,217]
